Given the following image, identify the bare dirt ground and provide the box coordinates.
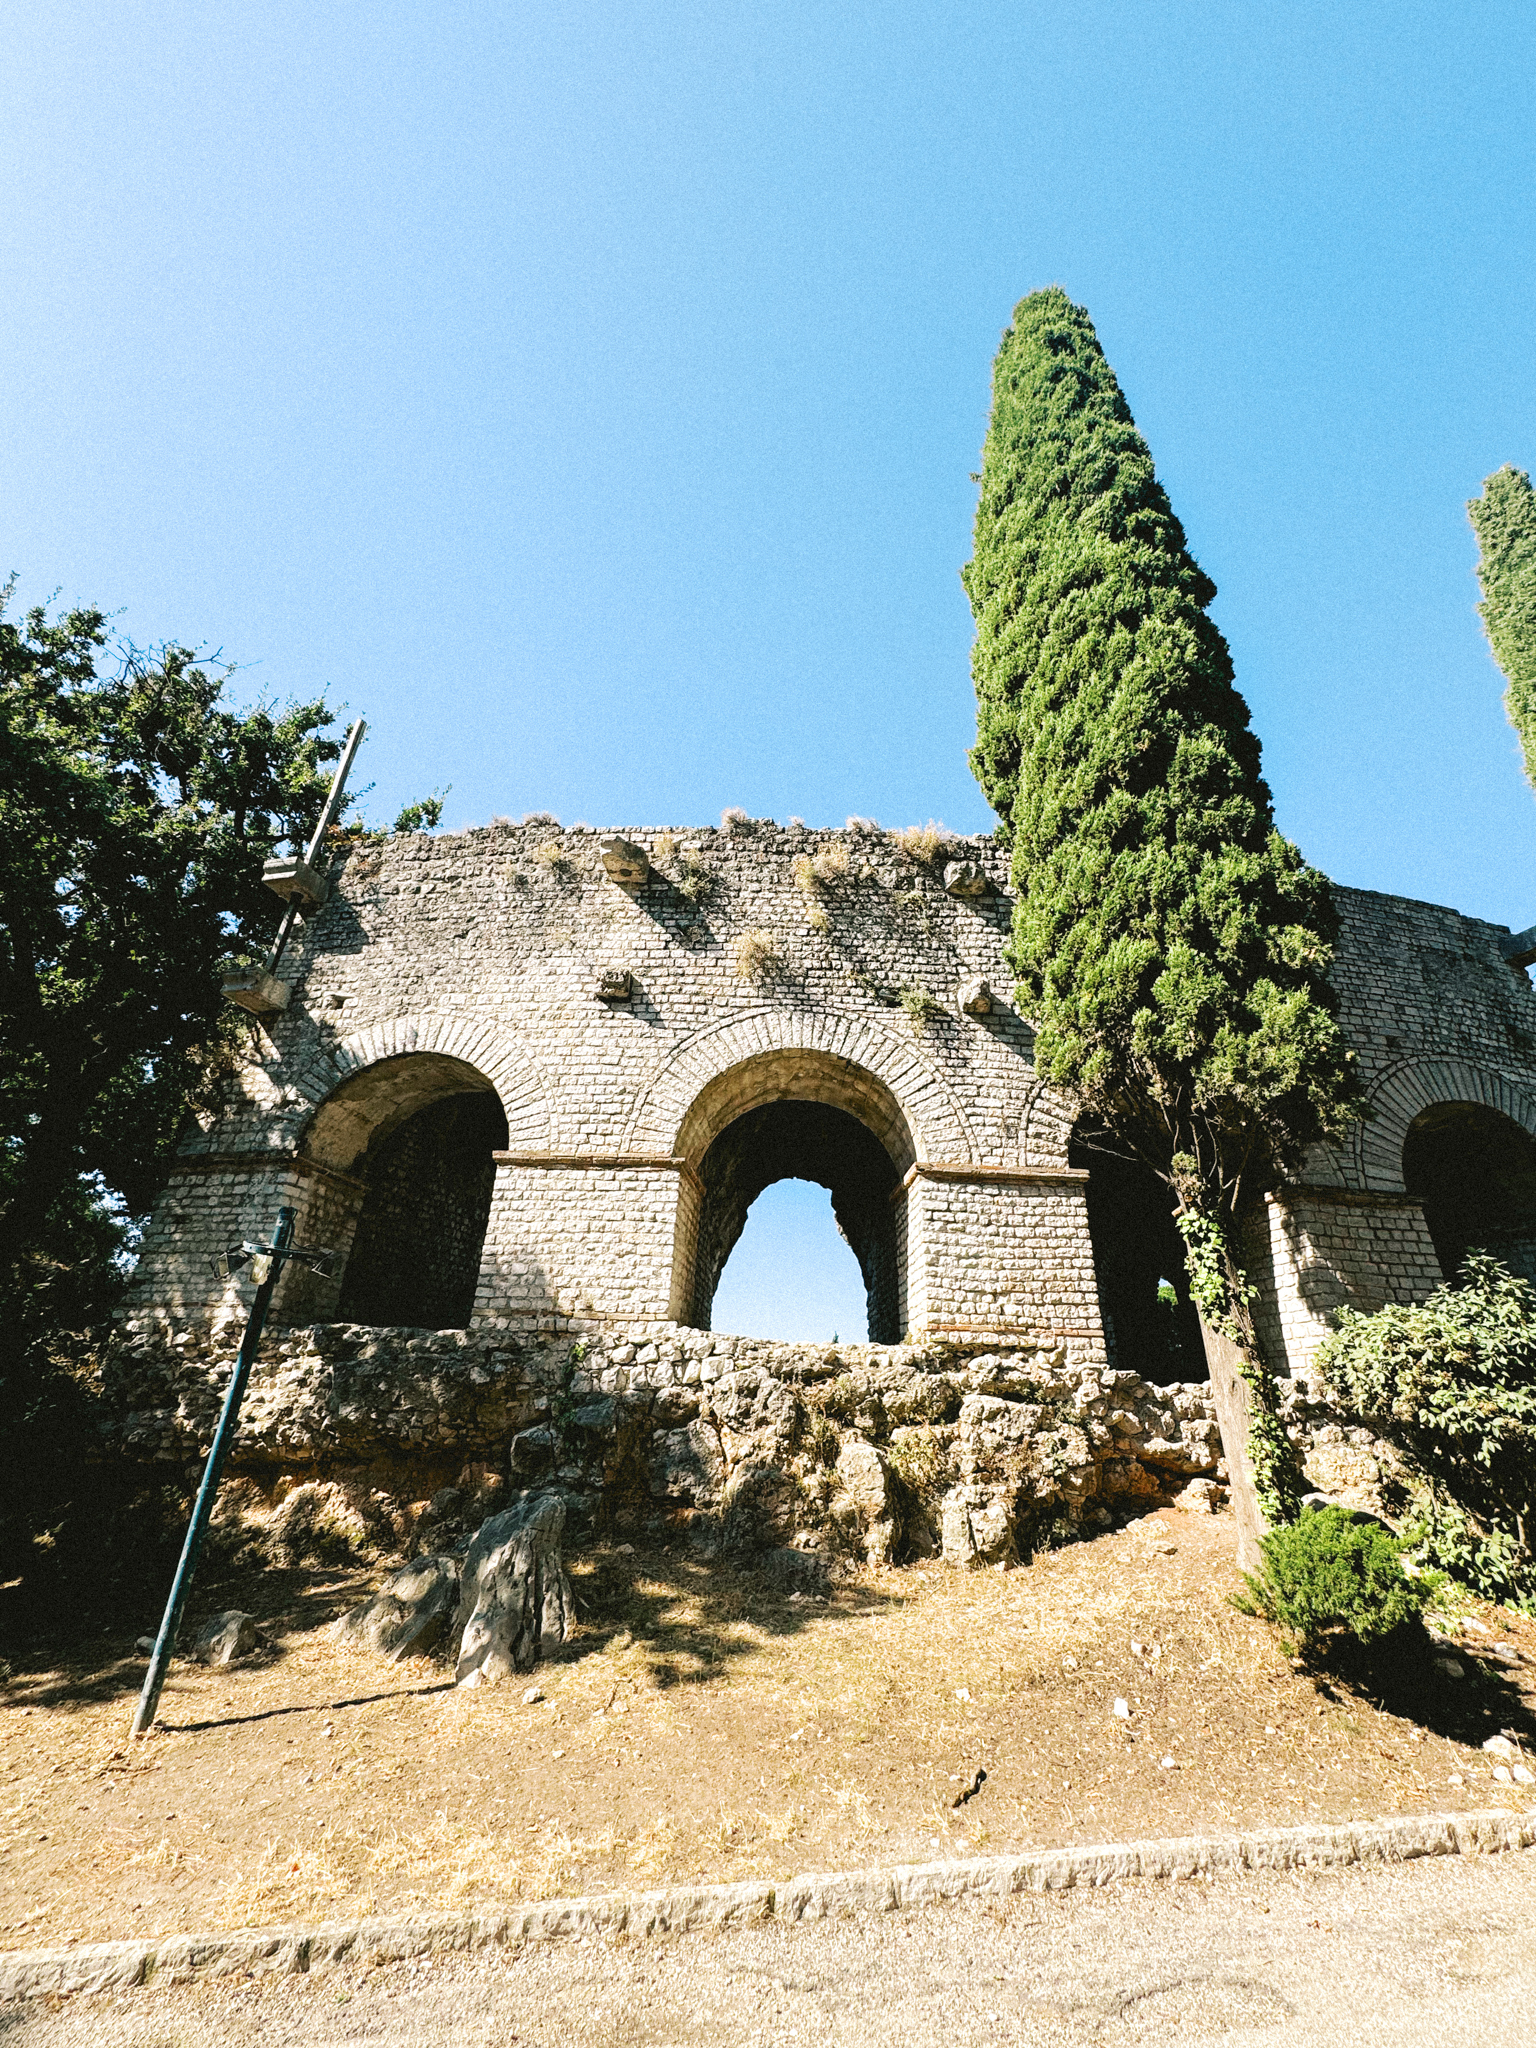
[3,1507,1534,1951]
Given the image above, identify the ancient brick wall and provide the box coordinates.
[123,821,1536,1397]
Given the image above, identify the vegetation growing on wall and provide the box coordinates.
[1469,464,1536,796]
[961,288,1362,1549]
[1317,1253,1536,1613]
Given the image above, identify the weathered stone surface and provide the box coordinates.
[192,1611,260,1665]
[941,1487,1013,1566]
[335,1554,461,1661]
[454,1491,575,1684]
[943,859,989,897]
[648,1420,727,1510]
[511,1424,558,1477]
[101,1321,1264,1570]
[721,1461,799,1553]
[759,1544,835,1595]
[833,1438,899,1564]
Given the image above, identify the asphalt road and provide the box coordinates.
[7,1848,1535,2046]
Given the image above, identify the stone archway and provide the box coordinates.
[1069,1119,1205,1383]
[300,1052,510,1328]
[1403,1100,1536,1285]
[669,1046,918,1342]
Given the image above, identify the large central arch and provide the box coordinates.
[672,1047,917,1342]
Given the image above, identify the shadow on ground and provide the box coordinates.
[1309,1621,1536,1752]
[0,1534,892,1722]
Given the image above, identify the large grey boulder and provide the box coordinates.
[192,1610,260,1665]
[833,1438,899,1564]
[454,1491,575,1686]
[334,1553,461,1662]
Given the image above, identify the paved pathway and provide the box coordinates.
[10,1848,1535,2045]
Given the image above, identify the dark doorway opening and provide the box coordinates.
[1403,1102,1536,1285]
[336,1092,509,1327]
[1069,1123,1206,1383]
[689,1100,901,1342]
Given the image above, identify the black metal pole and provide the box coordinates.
[129,1206,296,1739]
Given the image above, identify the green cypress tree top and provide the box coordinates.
[1468,463,1536,796]
[963,288,1359,1209]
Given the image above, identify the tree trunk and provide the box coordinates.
[1198,1315,1269,1575]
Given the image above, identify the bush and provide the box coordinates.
[1234,1506,1431,1651]
[1316,1254,1536,1612]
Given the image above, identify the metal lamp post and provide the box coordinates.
[129,1207,334,1738]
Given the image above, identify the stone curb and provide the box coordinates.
[4,1808,1533,2003]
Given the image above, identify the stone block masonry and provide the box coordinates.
[122,819,1536,1411]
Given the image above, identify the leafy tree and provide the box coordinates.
[0,586,448,1590]
[0,587,447,1347]
[962,289,1362,1560]
[1317,1253,1536,1612]
[1468,464,1536,795]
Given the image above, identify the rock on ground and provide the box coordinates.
[454,1491,575,1685]
[334,1554,461,1661]
[834,1438,899,1564]
[192,1611,259,1665]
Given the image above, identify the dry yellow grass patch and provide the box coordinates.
[731,927,780,980]
[890,821,946,863]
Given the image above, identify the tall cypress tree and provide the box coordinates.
[963,288,1361,1561]
[1468,464,1536,795]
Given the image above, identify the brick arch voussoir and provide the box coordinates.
[1357,1056,1536,1193]
[295,1013,552,1154]
[624,1007,975,1169]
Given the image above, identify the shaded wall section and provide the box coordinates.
[336,1092,509,1328]
[1403,1102,1536,1285]
[1070,1126,1205,1384]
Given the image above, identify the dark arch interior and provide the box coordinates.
[689,1100,901,1342]
[1069,1124,1206,1384]
[335,1090,509,1327]
[1403,1102,1536,1285]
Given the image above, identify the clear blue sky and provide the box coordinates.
[5,3,1535,1338]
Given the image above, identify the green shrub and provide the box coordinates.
[1234,1506,1430,1651]
[898,984,944,1029]
[1316,1254,1536,1613]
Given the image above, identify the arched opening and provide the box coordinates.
[675,1051,915,1344]
[303,1052,509,1328]
[693,1101,901,1340]
[1069,1121,1206,1383]
[710,1179,873,1344]
[1402,1101,1536,1285]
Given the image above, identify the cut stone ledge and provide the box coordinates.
[3,1811,1531,2001]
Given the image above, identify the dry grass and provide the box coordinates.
[731,927,780,980]
[891,821,947,863]
[653,830,678,868]
[4,1514,1533,1950]
[532,839,567,872]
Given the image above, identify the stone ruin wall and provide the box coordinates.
[109,816,1536,1562]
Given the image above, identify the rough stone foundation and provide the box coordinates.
[101,1319,1390,1572]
